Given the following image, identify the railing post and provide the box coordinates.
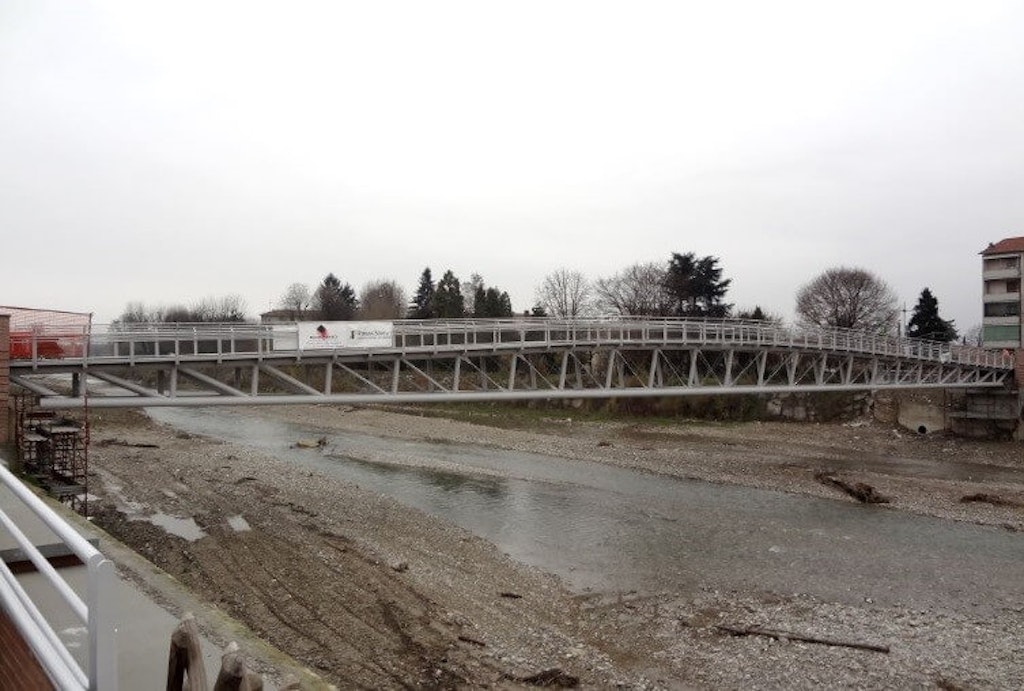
[88,555,118,691]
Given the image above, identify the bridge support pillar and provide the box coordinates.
[0,314,9,445]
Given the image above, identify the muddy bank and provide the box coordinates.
[87,408,643,689]
[84,406,1024,689]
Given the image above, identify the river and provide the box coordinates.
[147,407,1023,616]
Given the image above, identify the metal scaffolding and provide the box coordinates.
[12,393,89,512]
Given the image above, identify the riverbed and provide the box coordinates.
[85,405,1024,689]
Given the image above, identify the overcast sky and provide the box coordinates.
[3,1,1023,330]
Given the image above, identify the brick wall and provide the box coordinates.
[1017,349,1024,391]
[0,610,55,690]
[0,314,9,445]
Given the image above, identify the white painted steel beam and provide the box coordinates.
[34,381,1007,409]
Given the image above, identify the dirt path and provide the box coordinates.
[85,405,1024,689]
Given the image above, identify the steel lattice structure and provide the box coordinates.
[8,318,1014,408]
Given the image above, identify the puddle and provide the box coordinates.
[227,515,251,532]
[145,512,206,541]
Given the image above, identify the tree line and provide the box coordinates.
[115,254,964,344]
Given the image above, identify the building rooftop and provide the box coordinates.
[982,237,1024,255]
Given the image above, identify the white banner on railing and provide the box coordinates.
[297,321,394,350]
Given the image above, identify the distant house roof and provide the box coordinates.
[982,237,1024,255]
[259,309,321,322]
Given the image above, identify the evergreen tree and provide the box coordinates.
[737,306,767,321]
[664,252,733,317]
[468,275,514,318]
[315,273,358,320]
[907,288,958,342]
[408,267,436,319]
[475,287,513,318]
[432,270,465,318]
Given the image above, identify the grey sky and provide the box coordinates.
[2,1,1023,331]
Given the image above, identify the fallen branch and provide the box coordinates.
[961,493,1024,508]
[457,634,486,647]
[98,438,160,448]
[715,624,889,653]
[815,472,889,504]
[504,668,580,688]
[293,437,328,449]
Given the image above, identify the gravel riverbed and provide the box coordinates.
[84,404,1024,689]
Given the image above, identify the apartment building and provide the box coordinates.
[982,237,1024,348]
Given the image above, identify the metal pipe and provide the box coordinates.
[36,380,1006,409]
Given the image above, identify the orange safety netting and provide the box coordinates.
[0,306,91,359]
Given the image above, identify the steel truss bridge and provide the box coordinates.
[8,318,1014,409]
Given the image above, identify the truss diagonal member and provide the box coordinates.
[334,362,387,394]
[10,376,60,398]
[258,364,322,396]
[177,366,249,397]
[517,354,557,390]
[787,352,799,386]
[457,356,506,391]
[401,358,450,392]
[89,370,161,397]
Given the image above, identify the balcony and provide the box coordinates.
[983,291,1021,303]
[982,267,1021,281]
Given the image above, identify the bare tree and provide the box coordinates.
[118,301,150,323]
[191,295,249,322]
[795,267,898,332]
[461,273,484,313]
[278,283,311,318]
[963,323,983,346]
[536,269,592,318]
[594,262,671,316]
[358,279,408,320]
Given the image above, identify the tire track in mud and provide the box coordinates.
[178,500,478,688]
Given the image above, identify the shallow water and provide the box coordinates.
[148,407,1024,613]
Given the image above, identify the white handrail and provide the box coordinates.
[0,462,117,690]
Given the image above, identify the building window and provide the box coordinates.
[984,301,1021,317]
[983,324,1021,344]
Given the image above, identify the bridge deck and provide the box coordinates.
[7,318,1014,408]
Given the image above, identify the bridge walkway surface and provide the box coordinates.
[5,318,1016,409]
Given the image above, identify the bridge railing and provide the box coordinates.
[0,462,118,690]
[8,318,1014,371]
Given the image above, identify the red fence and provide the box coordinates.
[1,307,91,360]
